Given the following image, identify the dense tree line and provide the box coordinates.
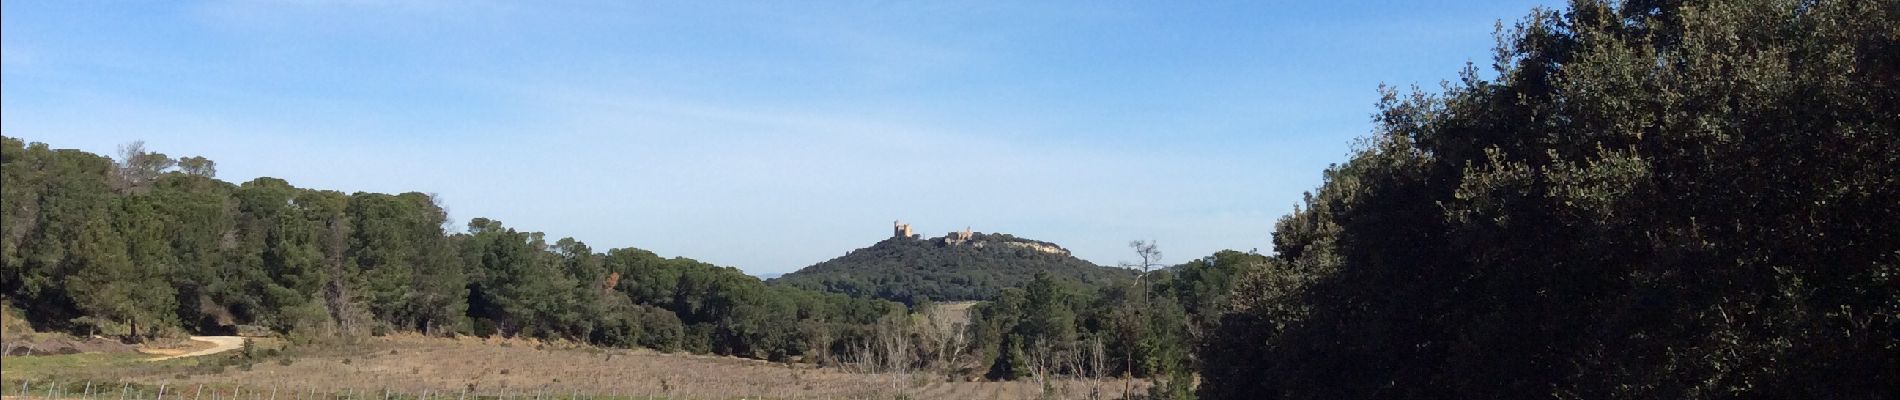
[0,137,903,361]
[962,248,1266,399]
[773,232,1135,304]
[1201,0,1898,398]
[782,246,1259,398]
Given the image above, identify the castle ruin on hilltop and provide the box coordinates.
[894,220,915,238]
[944,226,975,245]
[891,220,1068,255]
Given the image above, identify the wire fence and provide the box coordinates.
[0,376,1122,400]
[2,380,695,400]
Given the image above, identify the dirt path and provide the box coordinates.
[148,336,244,361]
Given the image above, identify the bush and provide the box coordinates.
[471,319,498,338]
[1199,1,1900,398]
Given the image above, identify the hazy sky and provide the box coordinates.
[3,0,1559,275]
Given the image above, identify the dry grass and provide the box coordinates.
[15,334,1144,400]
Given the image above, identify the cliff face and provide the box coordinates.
[950,236,1071,254]
[769,231,1132,304]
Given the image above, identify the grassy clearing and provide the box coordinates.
[1,352,201,400]
[2,334,1144,399]
[3,352,155,375]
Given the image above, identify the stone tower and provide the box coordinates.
[894,220,914,238]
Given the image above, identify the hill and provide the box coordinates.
[771,226,1134,303]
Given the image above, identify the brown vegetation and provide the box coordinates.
[8,334,1146,400]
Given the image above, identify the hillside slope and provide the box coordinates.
[772,230,1133,303]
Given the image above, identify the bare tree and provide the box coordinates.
[113,140,176,194]
[1028,338,1082,399]
[875,316,912,391]
[839,337,875,374]
[920,303,971,378]
[1116,240,1164,399]
[941,322,968,377]
[1086,338,1106,400]
[322,213,364,338]
[1027,338,1053,391]
[1058,341,1088,400]
[914,303,943,370]
[806,322,834,367]
[1118,240,1165,277]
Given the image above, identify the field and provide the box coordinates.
[1,334,1147,400]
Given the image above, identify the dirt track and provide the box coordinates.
[147,336,244,361]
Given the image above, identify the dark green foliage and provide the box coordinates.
[2,140,166,336]
[1152,250,1267,326]
[1201,0,1900,398]
[1147,369,1196,400]
[459,220,588,339]
[774,233,1134,303]
[348,192,467,335]
[971,284,1046,381]
[591,304,685,352]
[966,253,1254,383]
[0,136,902,362]
[147,173,238,336]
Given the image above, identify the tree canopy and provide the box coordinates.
[1200,0,1898,398]
[0,136,903,361]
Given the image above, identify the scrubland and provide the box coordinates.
[3,334,1146,400]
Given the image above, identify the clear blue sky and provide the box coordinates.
[3,0,1560,275]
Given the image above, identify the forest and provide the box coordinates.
[0,135,1241,395]
[3,0,1896,399]
[0,137,903,360]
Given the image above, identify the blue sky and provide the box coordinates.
[3,0,1560,275]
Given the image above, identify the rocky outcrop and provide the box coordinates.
[1002,241,1069,255]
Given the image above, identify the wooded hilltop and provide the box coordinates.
[771,230,1136,304]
